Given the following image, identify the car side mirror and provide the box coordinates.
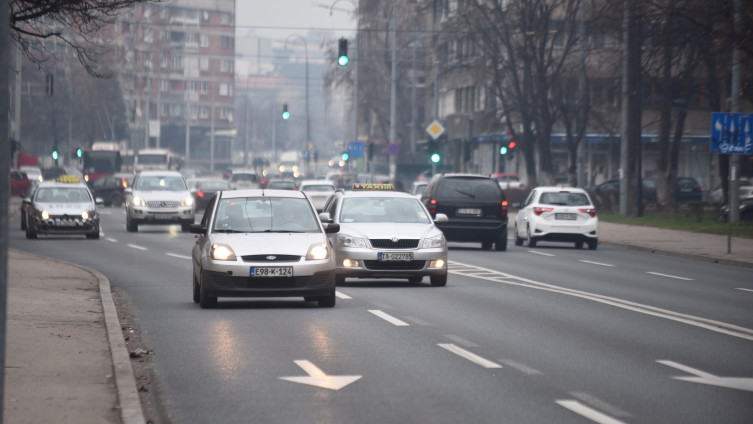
[189,223,206,235]
[95,197,105,206]
[125,188,132,195]
[319,212,332,223]
[324,223,340,234]
[22,197,31,204]
[434,213,449,223]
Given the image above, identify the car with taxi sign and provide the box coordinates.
[125,170,195,232]
[23,175,103,239]
[320,183,449,286]
[190,189,340,308]
[514,186,598,249]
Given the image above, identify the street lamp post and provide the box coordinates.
[284,35,310,175]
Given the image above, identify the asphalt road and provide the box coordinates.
[10,207,753,423]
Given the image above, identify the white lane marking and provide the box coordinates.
[448,260,753,341]
[528,250,555,257]
[437,343,502,369]
[335,291,351,299]
[658,360,753,392]
[497,359,542,375]
[646,271,693,281]
[166,253,191,260]
[106,237,118,243]
[279,360,361,390]
[569,392,631,418]
[736,288,753,293]
[556,400,626,424]
[579,260,615,267]
[368,310,409,326]
[126,243,148,251]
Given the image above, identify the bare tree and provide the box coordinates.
[10,0,150,77]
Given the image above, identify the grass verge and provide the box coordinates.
[598,210,753,239]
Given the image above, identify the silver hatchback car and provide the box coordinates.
[190,189,340,308]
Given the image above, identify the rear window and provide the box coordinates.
[539,191,591,206]
[231,173,257,182]
[437,178,502,201]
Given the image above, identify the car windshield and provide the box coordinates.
[340,197,431,224]
[35,187,92,203]
[135,176,187,191]
[302,184,335,192]
[539,192,591,206]
[268,181,296,189]
[231,173,257,182]
[200,181,231,190]
[213,197,320,233]
[437,178,501,201]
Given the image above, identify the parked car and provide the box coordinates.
[514,186,598,249]
[189,189,340,308]
[420,173,508,251]
[718,197,753,222]
[592,178,657,205]
[710,179,752,203]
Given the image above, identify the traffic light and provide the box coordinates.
[51,149,59,160]
[341,152,349,162]
[338,38,348,66]
[77,147,83,158]
[282,103,290,120]
[499,145,508,155]
[507,140,516,158]
[431,152,441,163]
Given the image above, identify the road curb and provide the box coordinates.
[17,250,147,424]
[599,241,753,269]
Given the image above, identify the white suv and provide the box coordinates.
[125,170,195,232]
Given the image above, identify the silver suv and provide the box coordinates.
[125,170,195,232]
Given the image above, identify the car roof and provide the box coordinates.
[299,180,335,186]
[137,170,183,176]
[435,173,493,179]
[534,186,590,193]
[220,189,306,199]
[339,190,417,199]
[37,181,89,189]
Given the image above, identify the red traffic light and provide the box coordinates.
[508,141,516,149]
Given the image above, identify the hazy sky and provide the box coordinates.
[236,0,357,42]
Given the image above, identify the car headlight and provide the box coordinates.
[306,243,329,260]
[182,195,194,207]
[82,211,92,220]
[41,210,50,220]
[211,243,237,261]
[337,234,367,248]
[422,234,446,248]
[132,195,146,207]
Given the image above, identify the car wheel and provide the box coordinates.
[526,225,537,247]
[430,273,448,287]
[514,224,523,246]
[193,274,200,303]
[575,240,584,249]
[199,277,217,309]
[481,241,493,250]
[495,231,507,251]
[317,291,336,307]
[408,276,423,283]
[25,224,37,239]
[86,227,100,239]
[111,194,123,208]
[126,216,138,232]
[335,274,346,286]
[21,214,26,231]
[587,239,598,250]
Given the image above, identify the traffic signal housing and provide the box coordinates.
[338,38,348,66]
[282,103,290,120]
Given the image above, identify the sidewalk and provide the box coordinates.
[3,199,752,424]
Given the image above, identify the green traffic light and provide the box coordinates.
[338,56,349,66]
[431,153,440,163]
[499,146,508,155]
[282,111,290,120]
[341,152,349,161]
[76,148,83,158]
[52,150,59,160]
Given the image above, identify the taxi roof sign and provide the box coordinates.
[351,183,394,191]
[56,175,82,183]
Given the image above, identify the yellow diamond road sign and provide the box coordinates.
[426,120,445,140]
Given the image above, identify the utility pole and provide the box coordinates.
[388,0,397,181]
[1,0,12,418]
[619,0,642,217]
[729,0,741,224]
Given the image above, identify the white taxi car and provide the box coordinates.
[514,186,598,249]
[320,184,449,286]
[24,175,103,239]
[190,189,340,308]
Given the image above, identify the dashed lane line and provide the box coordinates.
[335,291,352,299]
[646,271,693,281]
[166,253,191,260]
[438,343,502,369]
[126,243,148,251]
[106,237,117,243]
[369,310,410,326]
[579,260,615,267]
[736,288,753,293]
[528,250,556,257]
[556,400,626,424]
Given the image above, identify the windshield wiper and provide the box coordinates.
[213,229,246,233]
[262,229,305,233]
[454,189,475,198]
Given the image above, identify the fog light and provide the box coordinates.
[431,259,445,268]
[343,259,359,267]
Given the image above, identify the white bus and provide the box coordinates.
[134,148,180,171]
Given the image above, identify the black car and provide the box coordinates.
[20,180,40,230]
[719,197,753,222]
[192,179,231,211]
[420,173,508,251]
[90,175,130,207]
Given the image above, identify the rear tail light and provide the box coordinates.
[197,190,205,198]
[579,208,597,217]
[428,199,437,215]
[501,200,508,217]
[533,207,554,216]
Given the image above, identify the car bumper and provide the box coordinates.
[32,217,98,234]
[436,219,508,242]
[530,220,598,241]
[201,259,335,298]
[129,206,194,223]
[333,247,448,279]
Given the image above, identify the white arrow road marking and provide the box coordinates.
[556,400,626,424]
[279,360,361,390]
[369,310,409,326]
[166,253,191,260]
[438,343,502,369]
[335,291,352,299]
[127,243,148,251]
[646,271,693,281]
[657,360,753,392]
[579,260,614,267]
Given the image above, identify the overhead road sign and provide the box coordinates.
[347,141,364,159]
[710,112,753,154]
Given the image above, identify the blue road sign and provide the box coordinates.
[347,141,364,159]
[710,112,753,154]
[387,143,399,155]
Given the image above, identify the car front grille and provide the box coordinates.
[241,254,301,262]
[363,260,426,271]
[147,200,180,208]
[369,239,419,249]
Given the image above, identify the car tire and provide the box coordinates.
[317,291,336,307]
[193,274,200,303]
[575,240,584,249]
[335,274,346,286]
[25,224,37,239]
[514,224,523,246]
[587,239,598,250]
[495,231,507,251]
[409,276,423,283]
[21,214,26,231]
[126,216,138,232]
[481,241,493,250]
[86,228,100,239]
[199,277,217,309]
[527,225,537,247]
[111,194,123,208]
[430,273,448,287]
